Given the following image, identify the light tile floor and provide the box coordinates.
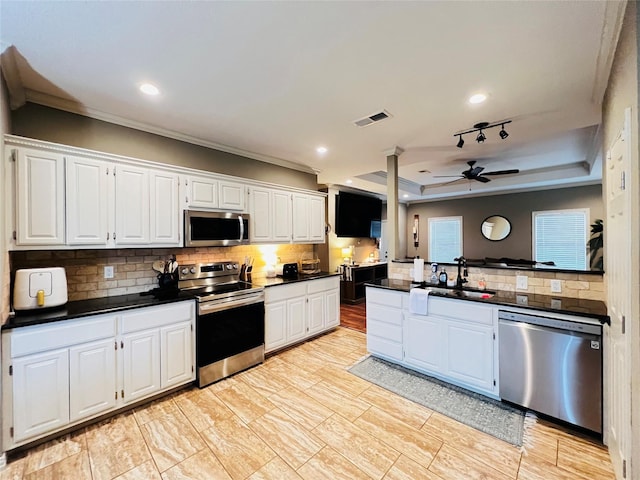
[1,327,616,480]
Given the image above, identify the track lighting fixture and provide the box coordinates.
[453,120,511,148]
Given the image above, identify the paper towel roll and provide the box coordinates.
[413,258,424,282]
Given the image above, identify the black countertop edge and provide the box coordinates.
[391,259,604,276]
[2,273,343,330]
[365,279,610,325]
[2,290,197,330]
[252,271,341,287]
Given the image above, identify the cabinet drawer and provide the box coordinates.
[265,283,307,303]
[366,288,404,308]
[368,319,402,343]
[10,314,117,357]
[121,301,194,334]
[428,297,493,325]
[306,276,339,294]
[367,304,403,326]
[367,336,403,361]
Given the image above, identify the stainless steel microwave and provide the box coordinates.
[184,210,249,247]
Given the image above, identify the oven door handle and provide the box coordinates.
[199,294,263,315]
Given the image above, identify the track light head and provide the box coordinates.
[456,135,464,148]
[476,130,486,143]
[499,125,509,139]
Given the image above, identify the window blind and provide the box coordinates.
[428,217,462,263]
[533,210,588,270]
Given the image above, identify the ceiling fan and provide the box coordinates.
[434,160,520,183]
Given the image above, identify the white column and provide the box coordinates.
[384,147,403,261]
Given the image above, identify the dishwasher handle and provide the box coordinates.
[498,310,601,336]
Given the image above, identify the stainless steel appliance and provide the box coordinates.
[178,261,264,387]
[184,210,249,247]
[498,310,602,433]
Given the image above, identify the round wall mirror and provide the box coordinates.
[481,215,511,241]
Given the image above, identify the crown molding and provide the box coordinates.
[0,44,26,110]
[591,0,627,103]
[22,89,319,176]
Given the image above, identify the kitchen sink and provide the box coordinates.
[425,286,495,299]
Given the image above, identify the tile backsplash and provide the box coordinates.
[10,244,314,302]
[388,262,606,302]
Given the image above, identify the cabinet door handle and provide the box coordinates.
[120,341,124,349]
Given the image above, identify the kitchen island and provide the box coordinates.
[365,281,605,433]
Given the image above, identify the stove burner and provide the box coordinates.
[177,262,263,304]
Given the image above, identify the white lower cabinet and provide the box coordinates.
[12,349,70,442]
[265,276,340,353]
[404,314,444,373]
[365,286,498,397]
[122,329,161,403]
[2,300,195,450]
[69,339,117,422]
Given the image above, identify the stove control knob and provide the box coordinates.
[190,267,197,274]
[180,267,189,275]
[226,264,233,270]
[233,263,239,269]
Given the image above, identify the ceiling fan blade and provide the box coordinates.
[474,176,491,183]
[482,169,520,176]
[469,166,485,176]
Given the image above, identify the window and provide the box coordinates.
[428,216,462,263]
[533,209,588,270]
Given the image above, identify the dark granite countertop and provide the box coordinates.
[3,273,342,330]
[252,271,340,287]
[3,289,197,330]
[366,279,609,324]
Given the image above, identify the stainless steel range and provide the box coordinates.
[178,261,265,387]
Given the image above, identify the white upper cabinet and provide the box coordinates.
[14,147,65,245]
[187,175,218,209]
[308,195,325,242]
[7,137,324,249]
[115,164,150,244]
[249,187,273,243]
[272,190,293,242]
[66,156,109,245]
[249,186,292,243]
[186,176,245,211]
[292,193,325,243]
[219,180,245,211]
[150,170,180,245]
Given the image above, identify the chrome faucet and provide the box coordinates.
[454,256,468,289]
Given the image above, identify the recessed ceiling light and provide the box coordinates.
[345,179,353,184]
[403,194,409,198]
[468,93,487,104]
[316,146,328,154]
[139,83,160,96]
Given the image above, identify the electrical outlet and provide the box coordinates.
[104,266,114,279]
[550,279,562,293]
[551,298,562,309]
[516,275,528,290]
[516,294,528,306]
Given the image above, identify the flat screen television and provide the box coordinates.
[335,191,382,238]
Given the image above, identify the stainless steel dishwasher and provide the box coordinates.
[498,310,602,433]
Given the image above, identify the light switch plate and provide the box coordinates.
[104,266,114,279]
[550,279,562,293]
[516,275,528,290]
[551,298,562,309]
